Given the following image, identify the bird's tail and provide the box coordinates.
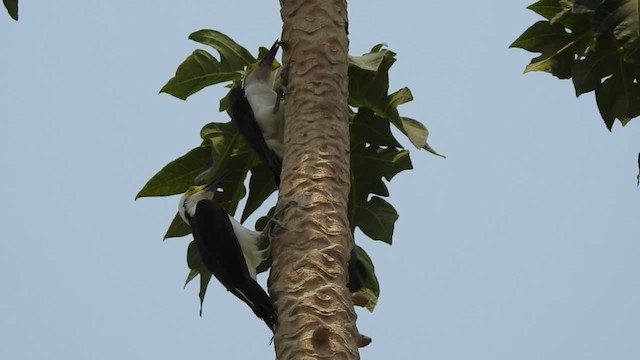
[235,279,277,333]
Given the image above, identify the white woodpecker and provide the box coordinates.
[178,175,275,332]
[227,40,284,186]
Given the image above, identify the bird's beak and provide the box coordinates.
[258,40,280,68]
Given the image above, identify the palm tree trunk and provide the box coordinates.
[269,0,359,359]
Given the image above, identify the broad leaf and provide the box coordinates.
[510,21,577,78]
[186,240,208,275]
[188,30,256,71]
[200,121,257,216]
[136,145,212,199]
[527,0,566,20]
[574,0,606,13]
[348,245,380,311]
[388,87,413,107]
[351,107,402,148]
[349,46,441,155]
[595,63,640,129]
[349,46,397,114]
[197,272,213,316]
[348,52,385,72]
[160,30,256,100]
[349,108,412,243]
[353,197,399,243]
[184,269,198,287]
[160,50,241,100]
[571,37,619,95]
[164,212,191,240]
[401,116,443,157]
[3,0,17,20]
[350,109,413,178]
[593,0,640,61]
[185,241,213,316]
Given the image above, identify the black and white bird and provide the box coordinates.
[228,40,284,186]
[178,176,276,331]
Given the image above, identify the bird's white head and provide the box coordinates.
[243,40,280,87]
[178,183,216,224]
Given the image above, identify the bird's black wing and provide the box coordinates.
[227,86,282,186]
[189,200,276,331]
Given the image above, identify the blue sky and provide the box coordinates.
[1,1,639,359]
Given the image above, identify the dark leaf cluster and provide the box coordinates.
[511,0,640,129]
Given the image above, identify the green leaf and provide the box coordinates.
[348,245,380,311]
[188,30,256,72]
[199,122,256,216]
[527,0,565,20]
[526,0,578,26]
[185,241,213,316]
[571,37,619,95]
[349,109,412,243]
[3,0,17,20]
[595,61,640,129]
[200,120,279,225]
[160,50,241,100]
[164,212,191,239]
[401,116,444,157]
[573,0,605,13]
[160,30,258,100]
[593,0,640,62]
[186,240,208,273]
[348,52,385,72]
[136,145,212,199]
[349,47,441,155]
[388,87,413,107]
[353,197,399,243]
[351,110,414,176]
[348,47,397,113]
[197,271,213,316]
[350,112,414,181]
[241,164,278,223]
[254,206,275,232]
[510,21,577,78]
[351,108,402,148]
[526,0,597,29]
[184,269,198,287]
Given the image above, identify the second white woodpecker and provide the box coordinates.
[228,40,284,186]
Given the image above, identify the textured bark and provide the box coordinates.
[269,0,358,359]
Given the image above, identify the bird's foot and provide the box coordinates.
[273,62,290,114]
[273,88,285,114]
[263,200,297,242]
